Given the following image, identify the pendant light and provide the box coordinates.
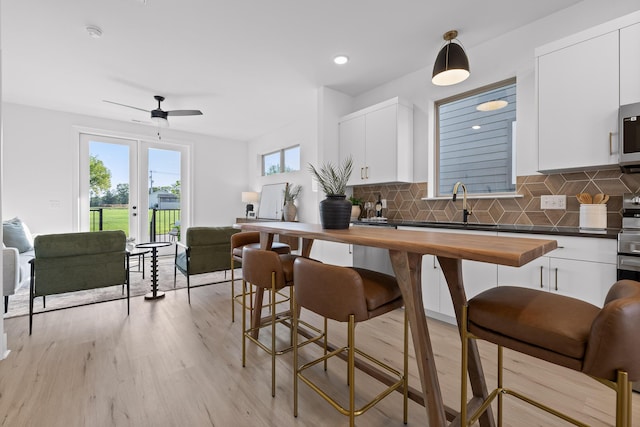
[432,30,470,86]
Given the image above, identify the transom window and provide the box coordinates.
[262,145,300,176]
[436,78,517,196]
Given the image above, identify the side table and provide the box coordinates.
[135,242,172,300]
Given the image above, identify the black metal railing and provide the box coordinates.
[90,208,104,231]
[149,208,181,242]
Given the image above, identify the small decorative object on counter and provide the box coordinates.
[375,194,383,217]
[283,183,302,221]
[576,192,608,229]
[308,157,353,229]
[349,196,363,221]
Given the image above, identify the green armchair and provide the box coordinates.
[174,226,241,303]
[29,230,130,334]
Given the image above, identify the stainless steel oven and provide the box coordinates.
[617,194,640,280]
[617,194,640,393]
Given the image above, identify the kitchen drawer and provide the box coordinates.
[497,232,616,264]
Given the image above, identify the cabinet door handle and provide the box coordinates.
[360,167,364,180]
[539,265,544,288]
[365,166,369,179]
[554,267,558,291]
[433,258,437,269]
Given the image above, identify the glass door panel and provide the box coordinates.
[79,134,139,241]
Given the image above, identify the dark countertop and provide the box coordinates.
[353,219,619,239]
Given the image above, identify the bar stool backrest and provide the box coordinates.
[293,257,369,322]
[242,247,287,290]
[583,279,640,382]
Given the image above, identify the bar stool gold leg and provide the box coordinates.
[271,272,276,397]
[293,289,299,418]
[498,345,503,427]
[348,314,356,427]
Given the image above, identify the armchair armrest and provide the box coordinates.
[3,247,20,296]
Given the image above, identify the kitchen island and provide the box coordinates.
[237,221,557,426]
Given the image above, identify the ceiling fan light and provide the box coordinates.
[151,115,169,127]
[476,100,508,111]
[432,31,470,86]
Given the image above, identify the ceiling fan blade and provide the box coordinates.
[166,110,203,116]
[103,100,149,113]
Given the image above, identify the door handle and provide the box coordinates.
[554,267,558,291]
[539,265,543,288]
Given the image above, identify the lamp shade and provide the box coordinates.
[432,32,470,86]
[241,191,259,203]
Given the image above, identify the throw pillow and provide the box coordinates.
[3,217,34,253]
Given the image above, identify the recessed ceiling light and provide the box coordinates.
[476,100,508,112]
[86,25,103,39]
[333,55,349,65]
[472,125,481,130]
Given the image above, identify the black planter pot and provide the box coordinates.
[319,195,352,229]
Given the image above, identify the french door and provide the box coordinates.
[79,132,189,246]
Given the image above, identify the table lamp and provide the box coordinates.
[242,191,259,218]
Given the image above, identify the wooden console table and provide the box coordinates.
[237,222,557,427]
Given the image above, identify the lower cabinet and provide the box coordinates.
[497,233,617,307]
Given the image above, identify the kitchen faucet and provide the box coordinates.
[452,181,472,224]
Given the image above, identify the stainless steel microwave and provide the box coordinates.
[619,102,640,172]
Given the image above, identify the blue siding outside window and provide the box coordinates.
[437,80,517,196]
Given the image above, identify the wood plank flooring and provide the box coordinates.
[0,282,637,426]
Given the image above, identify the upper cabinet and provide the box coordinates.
[339,97,413,186]
[536,10,640,173]
[537,31,619,172]
[621,22,640,106]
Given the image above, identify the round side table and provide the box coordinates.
[135,242,172,300]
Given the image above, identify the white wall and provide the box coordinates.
[246,91,319,223]
[348,0,640,180]
[2,103,247,234]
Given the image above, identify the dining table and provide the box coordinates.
[237,221,557,427]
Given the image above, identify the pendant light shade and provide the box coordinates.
[432,30,470,86]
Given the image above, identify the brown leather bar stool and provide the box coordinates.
[230,231,290,322]
[241,247,323,397]
[292,257,408,427]
[461,280,640,427]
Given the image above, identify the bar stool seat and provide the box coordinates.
[292,258,408,427]
[461,281,640,426]
[230,231,290,322]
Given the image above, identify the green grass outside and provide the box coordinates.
[90,208,179,236]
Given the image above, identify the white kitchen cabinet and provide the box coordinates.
[621,22,640,106]
[399,226,498,324]
[339,97,413,186]
[497,233,617,307]
[537,30,619,172]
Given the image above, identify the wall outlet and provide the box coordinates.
[540,195,566,210]
[381,199,387,209]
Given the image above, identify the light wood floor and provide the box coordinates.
[1,282,638,426]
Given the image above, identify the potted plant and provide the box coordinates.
[282,183,302,221]
[308,157,353,229]
[349,195,363,221]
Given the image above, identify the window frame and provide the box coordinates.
[434,77,517,198]
[261,144,300,176]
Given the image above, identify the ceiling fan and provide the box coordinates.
[104,95,203,127]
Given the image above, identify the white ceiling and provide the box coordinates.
[1,0,582,141]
